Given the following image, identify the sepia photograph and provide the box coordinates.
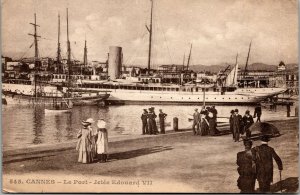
[1,0,299,193]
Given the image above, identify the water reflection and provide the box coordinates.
[32,106,44,145]
[2,103,297,150]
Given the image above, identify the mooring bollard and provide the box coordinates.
[287,104,291,117]
[173,117,178,131]
[295,105,299,117]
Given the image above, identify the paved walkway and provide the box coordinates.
[3,118,299,193]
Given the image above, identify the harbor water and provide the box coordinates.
[2,103,297,150]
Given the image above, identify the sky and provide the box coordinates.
[1,0,298,67]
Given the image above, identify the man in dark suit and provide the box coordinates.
[158,109,167,134]
[254,105,262,122]
[229,110,235,140]
[237,140,256,193]
[232,109,243,142]
[141,109,148,135]
[242,110,254,138]
[252,135,283,193]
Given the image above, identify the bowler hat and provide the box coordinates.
[230,110,235,114]
[245,110,250,114]
[261,135,271,142]
[234,109,239,112]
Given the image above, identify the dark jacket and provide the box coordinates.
[159,112,167,121]
[252,144,283,183]
[237,149,256,191]
[243,115,254,130]
[232,114,243,133]
[141,113,148,123]
[254,106,262,117]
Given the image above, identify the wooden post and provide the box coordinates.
[295,104,298,117]
[173,117,178,131]
[287,104,291,117]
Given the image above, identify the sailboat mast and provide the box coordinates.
[244,41,252,78]
[28,13,40,98]
[83,39,87,68]
[182,53,185,70]
[146,0,153,73]
[187,43,192,71]
[67,8,72,77]
[57,13,62,72]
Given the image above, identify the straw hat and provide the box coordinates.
[97,119,106,129]
[82,118,95,126]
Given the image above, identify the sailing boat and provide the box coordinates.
[2,11,110,106]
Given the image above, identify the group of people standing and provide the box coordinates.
[76,118,109,164]
[237,136,283,193]
[192,105,220,136]
[229,107,262,142]
[141,107,167,135]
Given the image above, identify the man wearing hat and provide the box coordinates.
[192,108,200,135]
[232,109,243,142]
[148,107,158,135]
[159,109,167,134]
[252,135,283,192]
[141,109,149,135]
[254,105,262,122]
[243,110,254,138]
[236,140,256,193]
[229,110,235,140]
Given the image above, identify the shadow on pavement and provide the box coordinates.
[108,146,173,161]
[270,177,299,193]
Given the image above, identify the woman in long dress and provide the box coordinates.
[76,118,95,164]
[96,120,109,163]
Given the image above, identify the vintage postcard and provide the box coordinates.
[2,0,299,193]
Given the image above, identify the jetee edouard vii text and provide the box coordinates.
[9,178,153,187]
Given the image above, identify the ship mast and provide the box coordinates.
[83,38,87,68]
[67,8,72,78]
[186,43,192,71]
[244,41,252,78]
[146,0,153,74]
[57,13,62,73]
[28,13,40,99]
[182,53,185,70]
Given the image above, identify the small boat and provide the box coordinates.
[45,98,73,113]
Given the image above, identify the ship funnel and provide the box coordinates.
[108,46,122,80]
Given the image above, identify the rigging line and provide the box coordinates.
[18,42,35,61]
[124,31,148,65]
[156,12,174,65]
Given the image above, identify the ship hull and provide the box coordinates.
[104,89,266,105]
[2,84,110,106]
[2,83,286,105]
